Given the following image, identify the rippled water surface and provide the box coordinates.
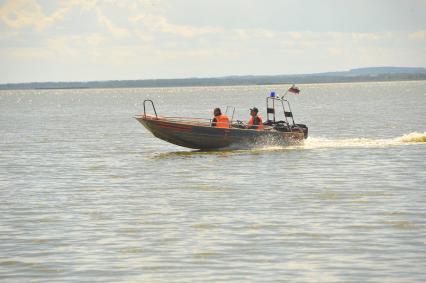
[1,81,425,282]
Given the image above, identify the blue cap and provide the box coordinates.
[270,91,276,97]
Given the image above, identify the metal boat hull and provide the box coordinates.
[135,116,305,150]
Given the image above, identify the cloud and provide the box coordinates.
[352,32,381,41]
[96,9,131,38]
[2,33,107,61]
[2,0,425,83]
[69,0,98,11]
[328,47,344,56]
[409,30,426,40]
[0,30,19,40]
[0,0,74,31]
[232,28,277,40]
[129,13,223,37]
[130,11,278,41]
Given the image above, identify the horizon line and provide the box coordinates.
[1,66,426,85]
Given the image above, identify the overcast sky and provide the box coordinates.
[0,0,425,83]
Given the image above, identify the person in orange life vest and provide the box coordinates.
[211,108,230,128]
[247,107,264,130]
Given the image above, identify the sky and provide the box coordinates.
[0,0,425,83]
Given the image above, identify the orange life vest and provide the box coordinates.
[248,115,264,130]
[214,115,230,128]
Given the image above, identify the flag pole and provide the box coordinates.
[282,84,295,99]
[283,84,300,98]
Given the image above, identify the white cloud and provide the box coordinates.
[289,32,303,40]
[129,13,223,37]
[5,46,51,60]
[352,32,381,42]
[69,0,98,11]
[1,0,425,83]
[96,8,131,38]
[0,0,75,31]
[0,30,19,39]
[2,33,107,61]
[409,30,426,40]
[328,47,344,56]
[232,28,277,40]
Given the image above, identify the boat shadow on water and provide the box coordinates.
[151,144,306,160]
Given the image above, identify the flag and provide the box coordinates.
[288,85,300,94]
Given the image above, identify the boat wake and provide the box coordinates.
[231,131,426,152]
[397,132,426,143]
[153,132,425,158]
[305,131,425,149]
[280,131,426,150]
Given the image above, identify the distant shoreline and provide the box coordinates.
[34,87,91,90]
[1,67,425,90]
[7,79,425,91]
[1,77,425,91]
[254,78,426,86]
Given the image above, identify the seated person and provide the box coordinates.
[247,107,264,130]
[211,108,230,128]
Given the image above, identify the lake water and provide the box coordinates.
[0,81,425,282]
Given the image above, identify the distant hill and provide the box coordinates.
[348,67,426,75]
[319,67,426,76]
[1,67,425,90]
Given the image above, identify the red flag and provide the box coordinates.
[288,85,300,94]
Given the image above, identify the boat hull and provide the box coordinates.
[135,116,305,150]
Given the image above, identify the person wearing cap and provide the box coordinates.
[247,107,264,130]
[211,108,230,128]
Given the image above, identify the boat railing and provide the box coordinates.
[225,106,236,122]
[140,99,264,129]
[157,116,212,126]
[143,99,158,119]
[266,96,296,131]
[164,116,266,129]
[142,100,213,126]
[141,114,273,130]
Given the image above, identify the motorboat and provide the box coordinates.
[135,91,308,150]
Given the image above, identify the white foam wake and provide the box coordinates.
[301,131,426,150]
[397,132,426,143]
